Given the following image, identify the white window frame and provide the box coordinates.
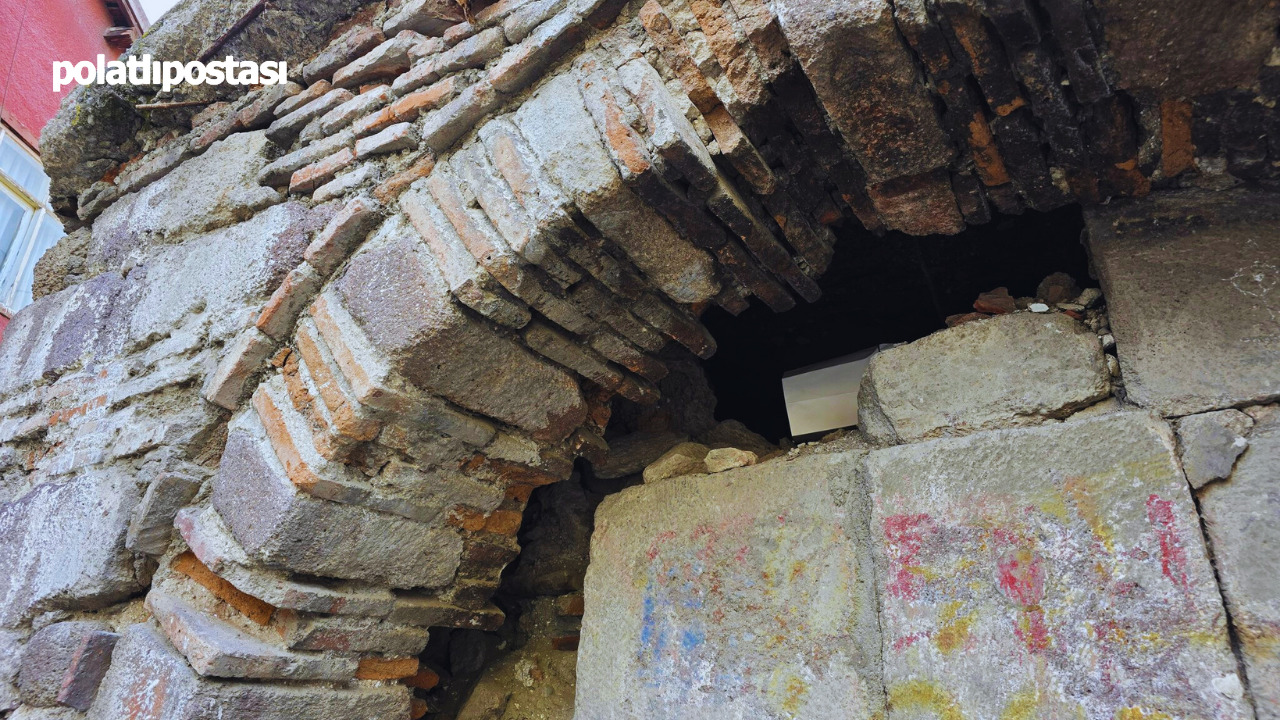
[0,126,65,317]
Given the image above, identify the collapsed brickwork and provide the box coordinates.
[1,0,1278,718]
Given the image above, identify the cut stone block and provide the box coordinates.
[202,328,274,410]
[88,623,410,720]
[770,0,953,183]
[125,468,203,556]
[334,214,586,441]
[175,506,399,618]
[513,73,720,304]
[211,413,463,589]
[1199,407,1280,718]
[18,621,113,708]
[865,412,1249,719]
[54,628,118,711]
[858,312,1110,444]
[1087,189,1280,416]
[1176,409,1254,489]
[304,195,384,276]
[0,472,143,628]
[578,453,885,719]
[146,589,356,681]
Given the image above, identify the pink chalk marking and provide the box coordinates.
[646,531,678,562]
[883,513,931,600]
[1015,608,1052,652]
[893,632,928,651]
[997,549,1046,608]
[1145,494,1190,594]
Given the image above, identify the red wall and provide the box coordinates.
[0,0,121,149]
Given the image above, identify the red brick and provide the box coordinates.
[391,77,460,122]
[251,384,323,493]
[172,551,276,625]
[294,322,382,443]
[405,667,441,690]
[290,148,356,195]
[373,154,437,203]
[638,1,720,114]
[256,264,323,340]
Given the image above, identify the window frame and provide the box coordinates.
[0,125,65,317]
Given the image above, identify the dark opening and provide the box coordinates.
[700,205,1094,443]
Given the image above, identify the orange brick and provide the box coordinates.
[356,656,419,680]
[172,552,275,626]
[410,697,429,720]
[551,635,580,651]
[290,148,355,194]
[390,77,459,122]
[484,509,524,536]
[294,324,381,442]
[251,385,322,492]
[447,506,489,533]
[1161,98,1195,179]
[638,1,720,114]
[504,483,535,502]
[372,153,437,203]
[351,106,397,138]
[404,667,441,690]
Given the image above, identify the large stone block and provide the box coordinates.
[17,621,114,708]
[0,472,143,628]
[577,454,885,719]
[770,0,953,183]
[211,412,462,589]
[1087,189,1280,416]
[512,73,721,304]
[865,412,1249,719]
[88,623,409,720]
[88,132,282,271]
[1200,406,1280,718]
[858,313,1111,444]
[1094,0,1278,98]
[334,216,585,441]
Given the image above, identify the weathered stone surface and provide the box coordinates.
[513,73,721,304]
[1095,0,1278,98]
[858,313,1111,444]
[334,216,585,441]
[0,472,143,628]
[770,0,952,183]
[125,468,204,556]
[333,31,425,89]
[579,453,884,719]
[212,413,463,588]
[54,629,118,711]
[1200,406,1280,719]
[18,621,113,708]
[88,623,409,720]
[146,589,356,680]
[304,195,384,276]
[277,614,430,656]
[304,26,387,84]
[590,430,687,480]
[703,447,757,472]
[89,132,281,264]
[385,0,468,36]
[1176,409,1254,489]
[641,442,709,483]
[866,412,1249,719]
[1087,189,1280,416]
[202,328,275,410]
[503,480,599,598]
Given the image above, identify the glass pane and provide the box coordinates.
[7,212,64,311]
[0,189,25,268]
[0,134,50,204]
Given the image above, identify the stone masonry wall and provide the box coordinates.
[0,0,1277,718]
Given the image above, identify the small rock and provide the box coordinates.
[642,443,709,484]
[1077,287,1104,308]
[1101,333,1116,350]
[1057,302,1085,312]
[697,420,776,457]
[1107,355,1121,377]
[1176,410,1254,489]
[1029,303,1050,313]
[973,287,1017,314]
[704,448,759,473]
[945,312,990,327]
[1037,272,1081,304]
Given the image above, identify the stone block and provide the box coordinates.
[513,73,719,304]
[202,328,275,410]
[1087,189,1280,416]
[267,88,356,144]
[55,630,119,711]
[18,621,114,708]
[578,453,884,719]
[355,122,419,158]
[385,0,468,36]
[1176,409,1254,489]
[88,623,410,720]
[641,442,708,483]
[859,312,1110,444]
[277,614,430,656]
[770,0,952,183]
[332,31,424,89]
[335,213,585,441]
[1199,407,1280,718]
[703,447,757,472]
[304,27,387,84]
[145,589,355,681]
[0,472,143,628]
[212,414,464,588]
[175,507,398,618]
[125,469,203,556]
[90,132,281,260]
[866,412,1249,719]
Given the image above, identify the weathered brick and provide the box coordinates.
[54,627,118,711]
[355,656,419,680]
[312,85,393,140]
[488,10,585,94]
[18,621,116,708]
[865,170,966,236]
[277,614,430,656]
[190,111,243,153]
[304,195,384,276]
[255,264,323,340]
[239,82,304,129]
[388,595,506,630]
[437,26,507,76]
[502,0,566,43]
[373,153,437,203]
[289,148,356,195]
[172,551,277,626]
[392,57,441,96]
[421,79,506,153]
[304,26,387,84]
[274,80,332,118]
[125,468,203,556]
[384,0,468,36]
[356,122,419,158]
[312,163,380,203]
[638,1,720,114]
[332,30,425,89]
[258,130,355,187]
[203,328,275,410]
[267,88,355,145]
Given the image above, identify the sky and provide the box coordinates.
[139,0,183,25]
